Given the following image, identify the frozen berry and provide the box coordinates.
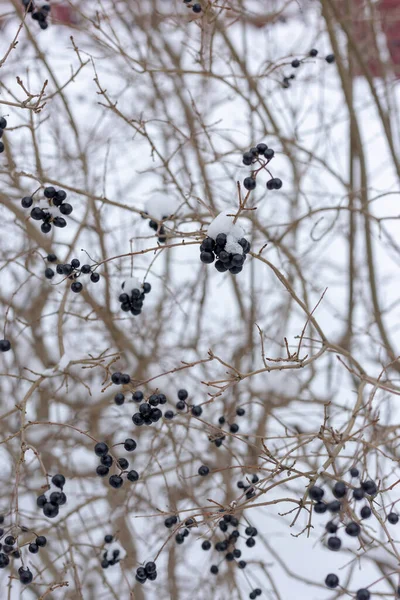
[353,488,365,501]
[127,470,139,482]
[360,506,371,519]
[44,187,56,198]
[325,521,337,534]
[28,542,39,554]
[21,196,33,208]
[114,393,125,405]
[43,502,59,518]
[36,536,47,547]
[314,502,327,514]
[59,203,73,215]
[52,474,65,488]
[31,207,45,220]
[191,405,202,417]
[325,574,339,588]
[333,482,347,499]
[309,49,318,57]
[200,251,214,264]
[94,442,108,456]
[362,480,377,496]
[243,177,256,191]
[242,152,253,166]
[198,465,209,476]
[345,522,360,537]
[309,486,324,501]
[117,458,129,470]
[327,501,341,513]
[388,512,399,524]
[18,567,33,585]
[326,54,335,64]
[109,475,123,489]
[53,217,67,228]
[350,467,360,478]
[124,438,137,451]
[0,340,11,352]
[356,590,370,600]
[327,536,341,551]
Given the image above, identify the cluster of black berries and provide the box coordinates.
[242,142,282,191]
[0,117,7,153]
[36,474,67,518]
[119,282,151,316]
[199,234,250,275]
[142,211,168,243]
[0,339,11,352]
[210,412,244,449]
[94,442,139,488]
[314,469,399,599]
[176,518,197,544]
[203,515,262,597]
[135,561,157,584]
[131,391,167,427]
[183,0,202,13]
[311,468,399,558]
[175,389,203,419]
[238,475,258,500]
[0,516,38,584]
[281,49,335,88]
[100,535,121,569]
[23,187,73,234]
[54,258,99,293]
[22,0,50,29]
[0,550,34,584]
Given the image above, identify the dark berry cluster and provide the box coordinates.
[131,391,167,427]
[175,389,203,419]
[142,211,168,243]
[36,474,67,518]
[199,514,262,597]
[281,49,335,88]
[100,535,122,568]
[183,0,202,13]
[0,117,7,153]
[242,142,282,192]
[21,0,50,29]
[23,187,73,234]
[0,518,37,585]
[119,280,151,316]
[310,466,399,596]
[0,339,11,352]
[200,234,250,275]
[51,257,100,292]
[237,475,258,500]
[135,561,157,584]
[94,442,139,488]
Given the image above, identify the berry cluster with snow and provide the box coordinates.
[200,209,251,275]
[142,196,177,244]
[119,276,151,316]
